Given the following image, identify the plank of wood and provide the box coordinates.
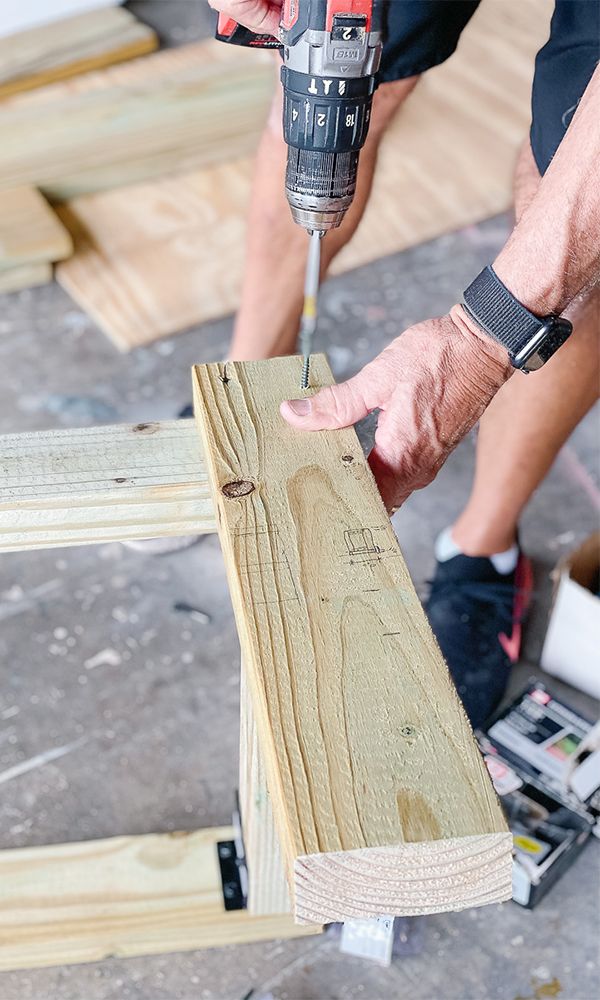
[0,187,72,271]
[0,826,319,972]
[0,260,52,294]
[0,419,217,552]
[193,356,512,924]
[240,661,292,915]
[56,0,551,350]
[0,42,273,200]
[1,1,120,40]
[56,164,249,349]
[0,7,158,100]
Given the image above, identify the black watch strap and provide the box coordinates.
[462,265,572,371]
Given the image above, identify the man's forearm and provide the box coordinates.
[493,64,600,316]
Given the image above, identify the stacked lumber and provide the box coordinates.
[0,187,72,293]
[1,1,120,40]
[193,356,513,923]
[0,5,162,295]
[55,0,552,349]
[0,7,157,99]
[0,43,274,200]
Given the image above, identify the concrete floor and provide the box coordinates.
[0,4,599,999]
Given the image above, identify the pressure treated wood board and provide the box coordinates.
[240,661,292,915]
[56,163,251,348]
[0,41,274,200]
[0,826,319,972]
[193,356,512,924]
[56,0,552,350]
[0,6,158,100]
[1,1,120,40]
[0,260,52,294]
[0,187,72,272]
[0,419,216,552]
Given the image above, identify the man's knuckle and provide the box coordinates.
[323,388,348,426]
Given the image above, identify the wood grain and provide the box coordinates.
[0,187,72,272]
[0,7,157,100]
[0,826,319,972]
[0,260,52,294]
[193,356,512,924]
[56,0,551,349]
[0,42,273,201]
[240,661,292,915]
[0,419,217,552]
[56,164,249,349]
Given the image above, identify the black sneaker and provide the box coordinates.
[425,551,533,729]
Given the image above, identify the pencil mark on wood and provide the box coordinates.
[236,527,300,606]
[344,527,381,557]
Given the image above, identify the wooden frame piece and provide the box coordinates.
[0,355,513,971]
[0,826,318,972]
[0,7,158,100]
[193,356,512,925]
[0,420,215,552]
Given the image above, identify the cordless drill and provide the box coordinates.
[216,1,384,384]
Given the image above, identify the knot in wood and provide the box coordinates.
[133,422,158,434]
[221,480,255,499]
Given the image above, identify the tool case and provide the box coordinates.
[477,680,599,908]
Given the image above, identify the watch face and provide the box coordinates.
[538,321,573,363]
[515,318,573,372]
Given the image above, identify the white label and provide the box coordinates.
[340,916,395,966]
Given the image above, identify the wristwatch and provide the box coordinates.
[462,266,573,372]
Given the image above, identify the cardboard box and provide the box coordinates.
[541,533,600,699]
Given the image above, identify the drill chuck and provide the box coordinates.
[285,149,359,229]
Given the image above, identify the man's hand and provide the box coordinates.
[208,0,282,36]
[281,312,512,512]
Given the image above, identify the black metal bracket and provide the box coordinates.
[217,793,248,911]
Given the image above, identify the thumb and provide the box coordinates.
[280,376,372,431]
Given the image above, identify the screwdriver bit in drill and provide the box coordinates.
[300,229,324,390]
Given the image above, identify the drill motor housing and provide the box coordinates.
[216,0,384,231]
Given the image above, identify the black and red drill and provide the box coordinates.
[217,0,384,385]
